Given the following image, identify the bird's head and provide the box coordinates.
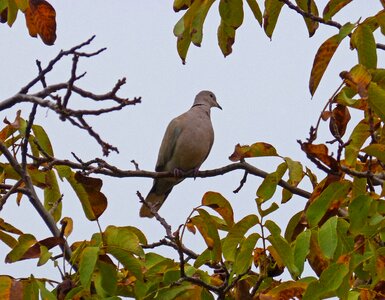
[194,90,222,110]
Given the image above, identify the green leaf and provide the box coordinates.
[219,0,244,29]
[44,170,62,222]
[104,225,143,257]
[5,234,36,263]
[7,0,18,26]
[293,229,311,275]
[285,157,304,186]
[309,22,355,95]
[36,280,56,300]
[367,82,385,123]
[257,162,287,201]
[222,214,259,261]
[246,0,262,26]
[32,125,54,156]
[217,19,236,57]
[190,209,222,262]
[173,0,192,12]
[267,229,299,278]
[284,211,303,242]
[94,260,117,297]
[295,0,319,37]
[303,262,349,299]
[323,0,352,21]
[348,195,372,235]
[190,0,215,46]
[37,245,51,266]
[109,250,143,281]
[306,180,351,227]
[201,191,234,227]
[318,216,338,259]
[344,119,370,167]
[362,144,385,163]
[351,24,377,69]
[257,201,279,217]
[56,167,107,221]
[15,0,28,11]
[79,246,99,289]
[233,233,259,274]
[154,283,194,300]
[0,231,17,248]
[263,0,284,39]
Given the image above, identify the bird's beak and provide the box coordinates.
[216,102,223,110]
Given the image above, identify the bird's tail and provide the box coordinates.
[139,186,173,218]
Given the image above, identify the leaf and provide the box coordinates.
[190,0,215,46]
[217,19,236,57]
[348,195,372,235]
[323,0,352,21]
[56,167,107,221]
[344,119,370,167]
[190,209,222,261]
[246,0,262,26]
[31,124,53,156]
[262,280,309,299]
[15,0,28,11]
[104,225,143,257]
[0,276,12,300]
[0,231,18,248]
[309,22,355,95]
[44,169,61,222]
[293,229,311,275]
[303,262,350,300]
[257,201,279,217]
[368,82,385,123]
[318,216,338,259]
[201,191,234,227]
[219,0,243,29]
[266,221,299,278]
[301,143,338,170]
[351,24,377,69]
[173,0,192,12]
[285,157,303,186]
[222,214,259,261]
[340,64,372,100]
[154,283,194,300]
[306,180,351,227]
[24,0,56,45]
[263,0,284,39]
[0,218,23,235]
[79,246,99,289]
[233,233,259,275]
[37,245,51,266]
[5,234,36,263]
[60,217,73,238]
[257,162,287,201]
[94,259,118,297]
[229,142,278,161]
[295,0,319,37]
[362,144,385,163]
[329,104,351,139]
[7,0,18,26]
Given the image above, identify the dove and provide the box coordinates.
[140,90,222,218]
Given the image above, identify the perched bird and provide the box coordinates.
[140,90,222,218]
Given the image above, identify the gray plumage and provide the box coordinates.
[140,90,222,218]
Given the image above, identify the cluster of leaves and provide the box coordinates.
[0,0,56,45]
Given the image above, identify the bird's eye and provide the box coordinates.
[210,93,214,98]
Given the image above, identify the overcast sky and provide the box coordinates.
[1,1,384,282]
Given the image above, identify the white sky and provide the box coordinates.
[0,0,384,283]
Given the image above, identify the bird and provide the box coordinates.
[140,90,222,218]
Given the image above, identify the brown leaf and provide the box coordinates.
[22,236,64,259]
[186,220,196,234]
[308,231,330,276]
[301,143,339,170]
[60,217,73,238]
[329,104,351,138]
[229,142,278,161]
[321,111,332,121]
[0,8,8,23]
[24,0,56,45]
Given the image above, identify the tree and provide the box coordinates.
[0,0,385,299]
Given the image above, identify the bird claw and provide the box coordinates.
[173,168,185,177]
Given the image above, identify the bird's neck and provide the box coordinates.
[191,103,211,117]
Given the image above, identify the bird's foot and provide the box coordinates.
[192,167,200,180]
[173,168,185,177]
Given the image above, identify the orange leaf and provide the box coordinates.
[340,64,372,98]
[301,143,339,170]
[24,0,56,45]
